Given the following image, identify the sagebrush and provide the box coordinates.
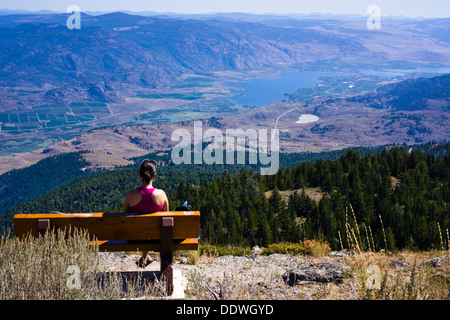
[0,229,159,300]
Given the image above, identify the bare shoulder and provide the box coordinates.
[151,188,168,208]
[126,188,140,196]
[125,188,140,200]
[124,188,142,212]
[152,188,167,197]
[152,188,165,194]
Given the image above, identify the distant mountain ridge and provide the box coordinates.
[0,12,365,110]
[0,9,441,20]
[1,11,449,110]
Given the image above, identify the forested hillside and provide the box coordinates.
[0,151,91,217]
[2,143,449,252]
[180,146,450,251]
[0,143,383,225]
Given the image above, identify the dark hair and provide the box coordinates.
[139,159,157,184]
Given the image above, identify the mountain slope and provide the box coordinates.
[0,12,369,110]
[346,73,450,111]
[2,12,450,111]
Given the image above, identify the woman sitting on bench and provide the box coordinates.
[124,159,169,268]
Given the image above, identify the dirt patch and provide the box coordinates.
[265,188,324,204]
[81,152,134,170]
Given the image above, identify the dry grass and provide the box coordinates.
[0,229,162,300]
[183,249,450,300]
[1,227,448,300]
[345,250,450,300]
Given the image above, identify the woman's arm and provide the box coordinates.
[163,192,169,211]
[123,191,132,213]
[153,189,169,211]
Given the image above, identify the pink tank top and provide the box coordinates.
[129,187,165,213]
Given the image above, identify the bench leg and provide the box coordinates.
[37,219,50,235]
[160,217,174,295]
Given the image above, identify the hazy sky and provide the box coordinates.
[0,0,449,18]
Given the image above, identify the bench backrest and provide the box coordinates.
[13,211,200,241]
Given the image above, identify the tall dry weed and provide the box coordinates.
[0,228,157,300]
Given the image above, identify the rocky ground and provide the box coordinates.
[97,249,450,300]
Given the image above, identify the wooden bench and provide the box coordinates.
[13,211,200,295]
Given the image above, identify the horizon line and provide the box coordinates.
[0,8,448,20]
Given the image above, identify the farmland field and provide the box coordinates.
[0,103,110,132]
[135,92,204,100]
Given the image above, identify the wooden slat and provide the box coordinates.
[13,211,200,241]
[95,238,199,252]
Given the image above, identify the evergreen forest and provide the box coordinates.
[1,143,449,252]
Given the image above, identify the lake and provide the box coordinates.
[226,71,346,107]
[225,67,450,107]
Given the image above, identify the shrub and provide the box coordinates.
[261,242,306,256]
[302,239,331,256]
[261,240,331,256]
[199,244,251,257]
[0,229,156,300]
